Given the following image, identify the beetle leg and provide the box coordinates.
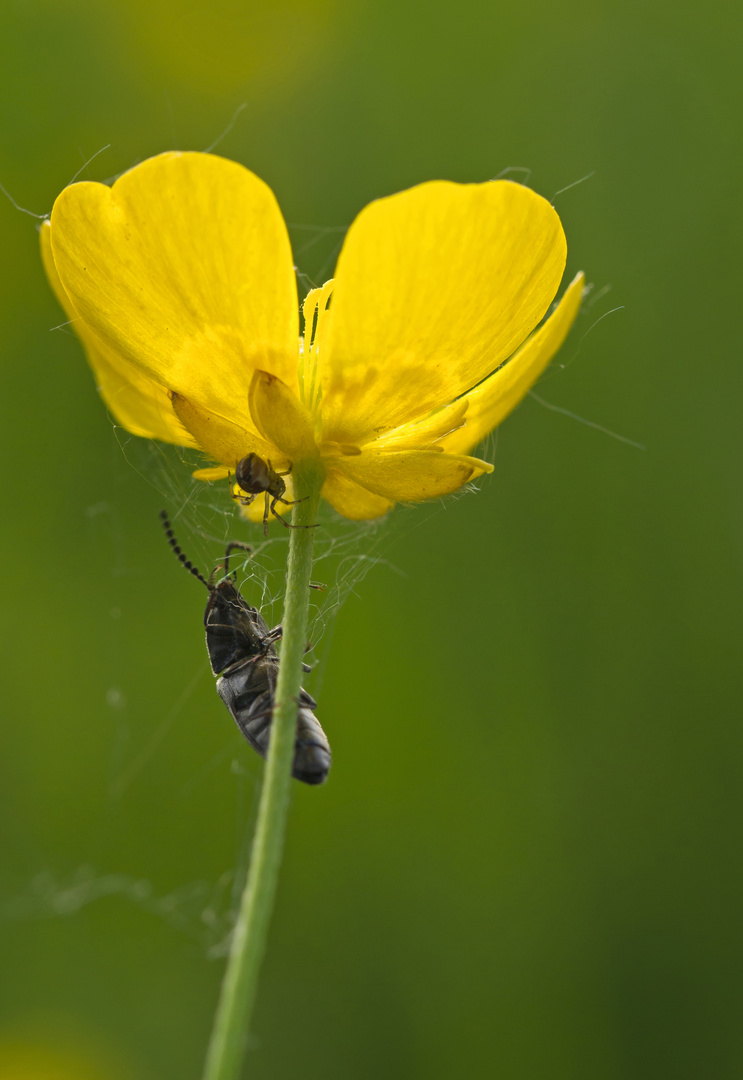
[224,540,253,575]
[205,622,247,636]
[219,654,261,676]
[219,652,279,678]
[261,625,307,667]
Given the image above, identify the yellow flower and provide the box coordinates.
[41,152,584,521]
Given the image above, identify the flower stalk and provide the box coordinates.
[202,458,325,1080]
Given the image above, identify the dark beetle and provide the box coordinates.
[160,512,331,785]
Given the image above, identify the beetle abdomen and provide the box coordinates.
[294,707,332,785]
[216,661,331,784]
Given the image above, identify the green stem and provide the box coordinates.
[202,459,325,1080]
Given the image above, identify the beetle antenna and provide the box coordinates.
[159,511,210,590]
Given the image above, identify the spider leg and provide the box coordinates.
[274,494,308,507]
[269,497,293,529]
[268,494,317,531]
[229,473,258,510]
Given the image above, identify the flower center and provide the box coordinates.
[298,280,333,420]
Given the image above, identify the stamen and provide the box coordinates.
[299,280,333,415]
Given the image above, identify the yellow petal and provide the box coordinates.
[171,393,283,469]
[439,272,585,455]
[248,370,316,462]
[41,222,195,446]
[372,398,469,450]
[192,466,230,481]
[49,152,299,430]
[333,447,493,503]
[321,469,393,520]
[321,179,566,445]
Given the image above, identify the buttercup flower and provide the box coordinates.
[41,152,584,521]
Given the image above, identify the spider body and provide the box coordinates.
[233,453,303,535]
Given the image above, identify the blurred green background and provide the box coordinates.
[2,0,742,1077]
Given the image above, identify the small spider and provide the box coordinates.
[231,453,310,536]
